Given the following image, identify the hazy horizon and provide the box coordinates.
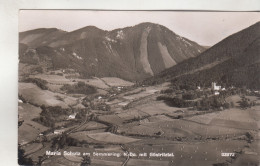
[19,10,260,46]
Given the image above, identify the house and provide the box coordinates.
[212,82,221,91]
[214,91,220,95]
[117,86,122,91]
[54,129,64,135]
[68,113,77,119]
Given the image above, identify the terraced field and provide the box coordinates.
[18,74,260,166]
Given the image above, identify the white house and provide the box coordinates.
[54,129,64,135]
[214,91,220,95]
[68,113,76,119]
[212,82,221,91]
[117,86,123,91]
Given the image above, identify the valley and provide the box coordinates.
[18,21,260,166]
[18,69,260,166]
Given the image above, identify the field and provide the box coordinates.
[70,132,140,144]
[18,103,48,145]
[125,140,248,166]
[23,143,43,155]
[19,83,78,108]
[18,71,260,166]
[74,78,110,89]
[30,74,73,85]
[127,159,169,166]
[97,115,125,125]
[73,77,134,89]
[75,121,107,132]
[101,77,134,87]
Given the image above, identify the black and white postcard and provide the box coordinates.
[18,10,260,166]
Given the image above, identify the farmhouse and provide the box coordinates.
[214,91,220,95]
[211,82,221,91]
[68,113,77,119]
[54,129,64,135]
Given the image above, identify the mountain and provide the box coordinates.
[19,22,205,81]
[144,22,260,89]
[19,28,67,48]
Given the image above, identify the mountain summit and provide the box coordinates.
[19,22,205,81]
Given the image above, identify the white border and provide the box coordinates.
[0,0,259,165]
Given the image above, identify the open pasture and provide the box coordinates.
[122,87,159,101]
[18,103,48,144]
[30,74,72,85]
[87,132,140,144]
[28,144,53,162]
[119,115,248,140]
[126,140,247,166]
[19,83,77,108]
[116,109,149,121]
[127,159,169,166]
[71,131,139,144]
[118,124,164,137]
[101,77,134,87]
[23,143,43,155]
[75,78,109,89]
[133,101,186,116]
[97,114,125,125]
[19,124,40,145]
[76,121,107,131]
[18,102,42,120]
[42,156,80,166]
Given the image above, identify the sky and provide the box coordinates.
[19,10,260,46]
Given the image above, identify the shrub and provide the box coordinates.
[61,82,97,95]
[223,102,230,109]
[182,92,197,100]
[34,66,43,73]
[33,106,71,127]
[160,88,174,94]
[239,97,251,108]
[157,95,194,108]
[24,78,48,90]
[18,146,33,165]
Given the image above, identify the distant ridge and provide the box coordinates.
[19,22,205,81]
[144,22,260,89]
